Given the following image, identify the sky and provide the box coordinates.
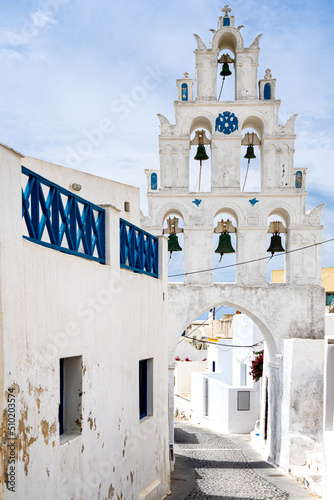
[1,0,334,278]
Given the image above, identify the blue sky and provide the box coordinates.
[1,0,334,271]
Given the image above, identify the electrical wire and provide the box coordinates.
[180,337,264,348]
[169,237,334,278]
[178,305,226,344]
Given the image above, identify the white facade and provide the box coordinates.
[323,313,334,499]
[0,144,170,499]
[192,314,263,434]
[142,6,325,472]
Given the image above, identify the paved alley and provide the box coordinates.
[170,422,317,500]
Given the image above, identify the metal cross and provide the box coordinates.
[222,4,231,16]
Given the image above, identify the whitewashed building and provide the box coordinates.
[192,314,264,434]
[142,6,325,473]
[323,313,334,499]
[0,144,170,499]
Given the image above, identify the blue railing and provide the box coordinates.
[120,219,159,278]
[22,167,105,264]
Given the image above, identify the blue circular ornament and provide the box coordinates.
[215,112,239,134]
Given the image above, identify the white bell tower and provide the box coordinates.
[142,5,325,473]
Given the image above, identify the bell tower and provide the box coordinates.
[142,5,325,474]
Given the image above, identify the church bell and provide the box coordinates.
[215,232,235,257]
[267,233,285,255]
[194,144,209,162]
[244,144,256,160]
[220,62,232,77]
[168,233,182,254]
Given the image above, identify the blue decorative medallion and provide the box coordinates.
[192,199,202,207]
[215,112,238,134]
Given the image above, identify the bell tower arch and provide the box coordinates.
[142,5,325,474]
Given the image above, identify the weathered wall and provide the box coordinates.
[323,314,334,500]
[0,145,170,500]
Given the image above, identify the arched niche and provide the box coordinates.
[217,48,235,101]
[212,210,238,283]
[240,115,265,137]
[181,82,188,101]
[163,210,185,284]
[211,28,244,52]
[189,122,212,193]
[264,82,271,100]
[266,211,289,283]
[189,115,213,135]
[150,172,158,190]
[239,115,266,193]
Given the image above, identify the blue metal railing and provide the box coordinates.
[22,167,105,264]
[120,219,159,278]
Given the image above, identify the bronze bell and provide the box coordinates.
[168,233,182,255]
[244,144,256,160]
[267,233,285,255]
[215,232,235,257]
[220,62,232,77]
[194,144,209,162]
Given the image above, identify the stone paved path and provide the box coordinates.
[173,422,315,500]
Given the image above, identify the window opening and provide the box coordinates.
[267,215,287,283]
[139,358,153,420]
[164,213,184,283]
[189,129,211,192]
[240,129,261,192]
[213,213,237,283]
[217,49,235,101]
[59,356,83,439]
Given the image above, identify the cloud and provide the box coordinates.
[0,0,333,251]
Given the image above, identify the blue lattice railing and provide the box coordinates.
[120,219,159,278]
[22,167,105,263]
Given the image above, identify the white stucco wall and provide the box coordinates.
[323,313,334,500]
[174,361,207,394]
[191,372,260,433]
[0,145,170,500]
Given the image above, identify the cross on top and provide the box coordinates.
[222,4,231,16]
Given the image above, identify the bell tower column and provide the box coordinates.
[194,48,219,102]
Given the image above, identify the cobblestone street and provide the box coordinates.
[171,422,316,500]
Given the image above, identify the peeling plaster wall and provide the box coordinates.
[0,145,170,500]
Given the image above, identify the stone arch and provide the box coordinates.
[212,205,240,226]
[183,112,215,136]
[168,285,278,365]
[239,112,267,137]
[265,204,293,227]
[212,27,244,52]
[157,203,189,228]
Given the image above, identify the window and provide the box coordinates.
[237,391,250,411]
[264,82,271,100]
[139,358,153,420]
[59,356,83,439]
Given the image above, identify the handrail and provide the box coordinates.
[120,218,159,278]
[22,166,105,264]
